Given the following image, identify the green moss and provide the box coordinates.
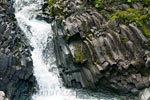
[141,25,150,46]
[46,0,58,16]
[128,0,150,6]
[46,0,54,16]
[73,44,84,63]
[120,34,128,44]
[106,50,114,60]
[122,38,128,44]
[109,8,142,24]
[147,38,150,46]
[143,0,150,5]
[94,0,104,9]
[100,10,109,15]
[89,0,150,10]
[46,0,67,19]
[88,0,114,10]
[109,8,150,24]
[74,52,83,63]
[109,15,119,23]
[109,8,150,45]
[140,25,150,38]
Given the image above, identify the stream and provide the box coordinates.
[14,0,129,100]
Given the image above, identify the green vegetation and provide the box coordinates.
[94,0,104,9]
[73,44,83,64]
[126,0,150,5]
[88,0,150,10]
[109,8,150,24]
[109,8,150,44]
[120,34,128,44]
[45,0,150,45]
[106,50,114,60]
[74,52,83,63]
[46,0,58,16]
[89,0,113,10]
[46,0,54,16]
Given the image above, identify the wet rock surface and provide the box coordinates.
[48,0,150,97]
[0,0,36,100]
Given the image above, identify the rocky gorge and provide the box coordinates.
[44,0,150,99]
[1,0,150,100]
[0,0,36,100]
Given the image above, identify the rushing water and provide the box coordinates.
[14,0,127,100]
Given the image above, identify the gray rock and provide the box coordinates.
[0,23,7,34]
[129,24,147,43]
[20,57,26,67]
[146,58,150,68]
[52,0,150,95]
[132,3,143,9]
[0,1,36,99]
[118,4,130,10]
[4,28,11,39]
[0,53,8,69]
[131,88,139,95]
[109,19,120,27]
[146,21,150,29]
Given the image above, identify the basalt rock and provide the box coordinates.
[50,0,150,97]
[0,0,36,100]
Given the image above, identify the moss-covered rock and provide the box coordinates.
[49,0,150,97]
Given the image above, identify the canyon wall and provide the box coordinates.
[44,0,150,96]
[0,0,36,99]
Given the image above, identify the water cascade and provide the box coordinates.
[14,0,121,100]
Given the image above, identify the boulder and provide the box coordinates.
[118,4,130,10]
[0,23,7,34]
[145,58,150,68]
[129,24,147,43]
[132,3,143,9]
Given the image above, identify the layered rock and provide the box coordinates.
[46,0,150,96]
[0,0,36,99]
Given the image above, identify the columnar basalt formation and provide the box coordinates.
[45,0,150,96]
[0,0,36,99]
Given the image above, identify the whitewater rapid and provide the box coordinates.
[14,0,88,100]
[14,0,120,100]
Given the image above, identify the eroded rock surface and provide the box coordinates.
[46,0,150,96]
[0,0,36,99]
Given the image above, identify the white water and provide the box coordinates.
[14,0,119,100]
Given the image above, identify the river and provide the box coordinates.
[14,0,128,100]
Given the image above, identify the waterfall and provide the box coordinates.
[14,0,77,100]
[14,0,121,100]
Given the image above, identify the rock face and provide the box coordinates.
[48,0,150,96]
[0,0,36,99]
